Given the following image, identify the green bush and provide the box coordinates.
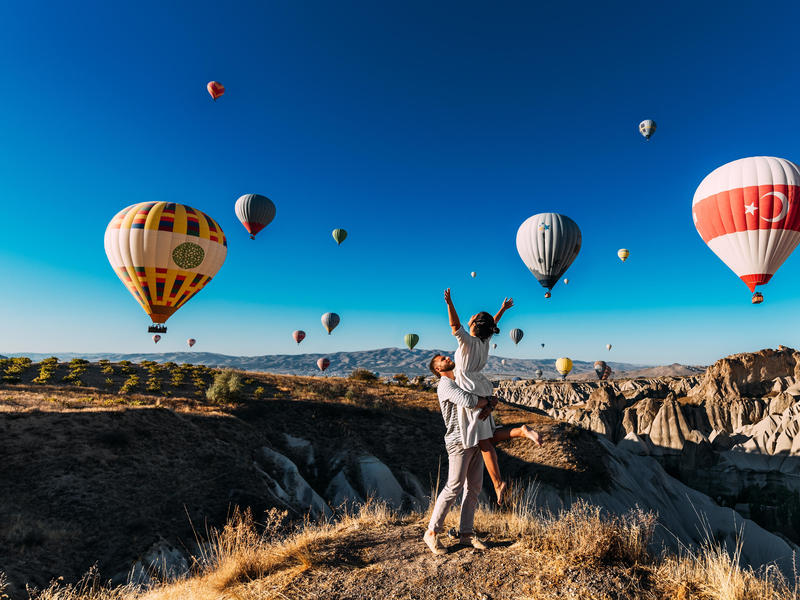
[393,373,409,386]
[145,376,162,393]
[120,374,140,394]
[253,386,265,399]
[350,368,378,382]
[206,369,243,404]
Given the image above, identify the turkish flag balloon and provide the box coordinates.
[207,81,225,100]
[693,156,800,293]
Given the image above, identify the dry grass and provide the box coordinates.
[22,496,796,600]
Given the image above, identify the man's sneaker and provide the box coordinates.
[424,530,447,555]
[460,535,488,550]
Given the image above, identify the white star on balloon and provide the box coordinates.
[745,203,758,215]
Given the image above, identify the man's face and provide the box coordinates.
[435,355,455,373]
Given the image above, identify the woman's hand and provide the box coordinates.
[444,288,452,304]
[501,297,514,311]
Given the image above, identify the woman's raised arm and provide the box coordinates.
[494,297,514,324]
[444,288,461,334]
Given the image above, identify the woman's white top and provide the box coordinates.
[453,325,495,447]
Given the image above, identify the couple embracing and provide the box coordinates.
[424,289,542,555]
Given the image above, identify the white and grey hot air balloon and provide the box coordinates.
[516,213,581,297]
[321,312,340,334]
[235,194,276,240]
[534,368,543,379]
[509,328,524,345]
[639,119,656,140]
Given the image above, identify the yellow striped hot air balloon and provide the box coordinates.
[104,202,227,332]
[555,357,573,380]
[617,249,630,262]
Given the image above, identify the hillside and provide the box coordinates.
[6,348,652,378]
[0,355,794,599]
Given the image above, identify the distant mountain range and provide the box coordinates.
[2,348,703,379]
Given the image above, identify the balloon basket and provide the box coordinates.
[148,324,167,334]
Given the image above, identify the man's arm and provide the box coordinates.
[493,297,513,324]
[441,380,486,409]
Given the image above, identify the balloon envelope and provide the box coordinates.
[404,333,419,350]
[317,357,330,372]
[293,330,306,344]
[563,278,569,284]
[594,360,607,380]
[321,312,340,334]
[187,338,196,348]
[693,156,800,294]
[517,213,582,292]
[470,271,476,278]
[606,344,612,351]
[555,357,573,378]
[104,202,227,327]
[639,119,656,139]
[617,249,630,262]
[534,369,543,378]
[332,229,347,245]
[207,81,225,100]
[492,343,497,349]
[235,194,276,239]
[510,328,524,345]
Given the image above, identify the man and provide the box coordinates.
[424,353,496,554]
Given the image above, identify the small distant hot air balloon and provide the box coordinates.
[606,344,612,351]
[404,333,419,350]
[693,156,800,303]
[752,292,764,305]
[555,357,573,380]
[534,368,543,378]
[594,360,607,380]
[317,357,330,372]
[470,271,476,278]
[618,249,630,262]
[293,330,306,344]
[187,338,196,348]
[540,343,545,348]
[235,194,276,240]
[517,212,582,298]
[321,312,340,334]
[152,335,161,344]
[544,291,551,298]
[207,81,225,101]
[332,229,347,245]
[492,343,497,350]
[510,328,524,345]
[563,278,569,285]
[104,202,227,332]
[603,365,613,380]
[501,359,507,366]
[639,119,656,140]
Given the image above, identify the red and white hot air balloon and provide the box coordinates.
[693,156,800,302]
[187,338,196,348]
[317,357,330,372]
[207,81,225,101]
[293,330,306,344]
[152,334,161,344]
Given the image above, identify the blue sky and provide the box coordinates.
[1,1,800,365]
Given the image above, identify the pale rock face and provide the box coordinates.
[283,434,316,469]
[254,447,332,519]
[356,455,414,510]
[646,397,708,454]
[128,538,189,585]
[325,470,364,511]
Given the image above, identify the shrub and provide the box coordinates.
[206,369,243,404]
[120,374,140,394]
[101,364,115,376]
[146,376,162,393]
[253,386,265,399]
[393,373,409,386]
[350,368,378,382]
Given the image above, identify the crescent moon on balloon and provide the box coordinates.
[760,191,789,223]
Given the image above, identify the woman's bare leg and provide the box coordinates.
[492,424,541,445]
[478,438,506,504]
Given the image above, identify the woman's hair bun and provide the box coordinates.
[493,326,500,334]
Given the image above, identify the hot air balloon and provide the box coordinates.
[555,357,573,380]
[603,365,613,380]
[517,213,582,297]
[510,328,524,345]
[563,278,569,285]
[321,312,340,334]
[104,202,227,333]
[207,81,225,101]
[470,271,476,278]
[594,360,607,380]
[639,119,656,140]
[606,344,612,351]
[235,194,276,240]
[332,229,347,245]
[187,338,196,348]
[404,333,419,350]
[540,343,545,348]
[693,156,800,303]
[534,368,543,379]
[293,330,306,344]
[152,334,161,344]
[617,249,630,262]
[317,357,330,372]
[492,343,497,350]
[544,292,551,299]
[752,292,764,304]
[501,359,507,366]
